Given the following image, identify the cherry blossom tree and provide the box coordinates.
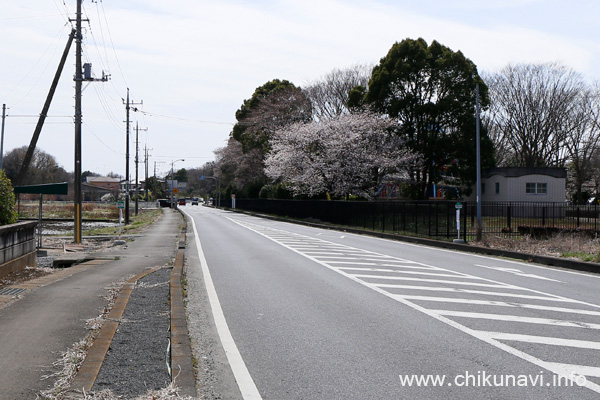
[265,110,418,199]
[214,138,265,197]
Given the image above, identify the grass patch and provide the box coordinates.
[561,251,600,263]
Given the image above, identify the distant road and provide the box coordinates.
[183,206,600,400]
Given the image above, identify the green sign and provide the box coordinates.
[14,182,68,195]
[117,201,125,209]
[455,202,463,210]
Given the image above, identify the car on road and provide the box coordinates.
[191,197,199,205]
[178,199,186,206]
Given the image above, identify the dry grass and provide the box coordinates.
[472,232,600,262]
[18,202,120,220]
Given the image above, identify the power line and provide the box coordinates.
[139,110,234,125]
[1,25,70,105]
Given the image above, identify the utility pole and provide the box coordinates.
[73,1,83,244]
[70,2,107,243]
[123,88,142,224]
[134,122,148,215]
[144,146,151,201]
[0,104,6,169]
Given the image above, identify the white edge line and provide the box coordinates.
[229,217,600,394]
[184,210,262,400]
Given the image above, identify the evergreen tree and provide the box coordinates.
[0,170,18,225]
[364,38,495,199]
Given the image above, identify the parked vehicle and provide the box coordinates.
[178,198,186,206]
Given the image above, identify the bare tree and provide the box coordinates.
[564,84,600,203]
[484,62,585,167]
[265,110,417,199]
[3,146,70,185]
[303,64,372,121]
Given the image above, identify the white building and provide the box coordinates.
[476,167,567,203]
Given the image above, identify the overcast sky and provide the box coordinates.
[1,0,599,179]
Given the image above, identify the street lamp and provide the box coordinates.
[170,159,184,208]
[475,83,482,241]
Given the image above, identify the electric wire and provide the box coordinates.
[138,110,234,126]
[99,0,129,88]
[0,24,71,106]
[83,120,124,156]
[52,0,71,25]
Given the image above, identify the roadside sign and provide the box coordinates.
[455,202,463,210]
[173,188,179,194]
[117,200,125,209]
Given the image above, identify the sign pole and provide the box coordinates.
[115,201,126,245]
[453,202,465,244]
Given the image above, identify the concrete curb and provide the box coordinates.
[170,212,197,396]
[170,247,197,397]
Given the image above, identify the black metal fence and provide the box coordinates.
[222,199,600,241]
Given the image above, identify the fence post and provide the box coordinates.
[435,202,439,237]
[542,206,546,226]
[577,206,580,228]
[462,202,468,242]
[446,202,451,238]
[507,204,512,230]
[372,202,376,231]
[428,202,432,237]
[415,202,419,235]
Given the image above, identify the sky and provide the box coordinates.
[1,0,599,180]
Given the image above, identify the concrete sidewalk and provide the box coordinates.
[0,208,196,399]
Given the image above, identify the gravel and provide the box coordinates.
[92,268,172,398]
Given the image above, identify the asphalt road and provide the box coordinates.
[183,206,600,400]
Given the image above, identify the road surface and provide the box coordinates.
[183,205,600,399]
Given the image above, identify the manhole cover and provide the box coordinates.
[0,288,26,296]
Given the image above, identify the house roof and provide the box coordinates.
[483,167,567,179]
[86,176,121,183]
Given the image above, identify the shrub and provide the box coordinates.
[0,170,18,225]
